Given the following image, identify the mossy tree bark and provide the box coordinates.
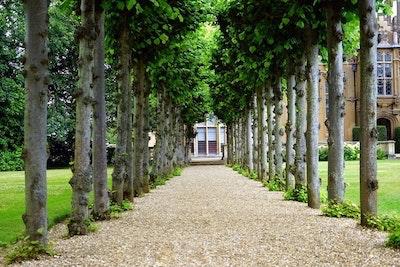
[69,0,96,235]
[92,1,109,219]
[111,15,132,205]
[306,29,321,209]
[294,56,307,189]
[22,0,49,244]
[359,0,378,225]
[285,72,296,191]
[326,2,345,203]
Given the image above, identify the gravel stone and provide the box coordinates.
[14,165,400,266]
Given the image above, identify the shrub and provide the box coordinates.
[150,167,183,189]
[5,239,54,264]
[344,144,359,161]
[284,186,308,203]
[248,171,258,180]
[107,146,116,165]
[47,134,74,168]
[377,125,388,141]
[352,127,361,141]
[322,201,360,219]
[353,126,387,141]
[377,147,388,160]
[172,167,183,176]
[319,146,329,161]
[264,178,285,192]
[319,144,360,161]
[395,127,400,153]
[0,148,24,171]
[232,164,241,172]
[366,214,400,232]
[319,143,385,161]
[150,176,167,189]
[386,231,400,249]
[109,200,133,219]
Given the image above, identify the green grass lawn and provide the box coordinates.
[0,161,399,245]
[319,160,400,215]
[0,168,113,245]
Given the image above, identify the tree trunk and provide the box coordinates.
[306,29,321,209]
[69,0,95,235]
[123,63,134,202]
[133,57,146,196]
[241,116,247,166]
[326,3,345,203]
[153,88,164,178]
[142,75,151,192]
[252,95,259,173]
[247,109,254,171]
[111,15,131,205]
[286,73,296,191]
[257,87,266,180]
[262,89,268,179]
[92,1,109,219]
[266,85,275,180]
[22,0,49,244]
[124,111,133,201]
[359,0,378,225]
[229,124,234,164]
[294,56,307,189]
[226,124,231,164]
[273,76,284,180]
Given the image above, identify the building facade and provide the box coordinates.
[192,116,226,158]
[318,2,400,142]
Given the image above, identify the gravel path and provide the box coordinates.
[17,165,400,266]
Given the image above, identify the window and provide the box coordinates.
[208,127,217,141]
[377,51,393,96]
[220,127,225,144]
[197,127,206,155]
[197,127,206,141]
[208,127,217,155]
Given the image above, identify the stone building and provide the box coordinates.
[318,2,400,142]
[191,116,226,158]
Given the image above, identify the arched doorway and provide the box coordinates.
[377,118,392,140]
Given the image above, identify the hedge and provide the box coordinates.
[395,127,400,153]
[352,126,387,141]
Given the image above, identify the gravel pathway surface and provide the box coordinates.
[16,165,400,266]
